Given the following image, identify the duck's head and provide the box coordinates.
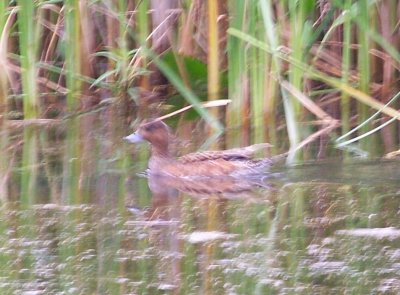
[124,120,170,155]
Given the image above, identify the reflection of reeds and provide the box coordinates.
[20,126,38,206]
[62,118,81,203]
[0,125,11,202]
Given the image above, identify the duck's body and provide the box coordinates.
[125,120,272,178]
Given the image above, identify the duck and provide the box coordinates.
[124,120,273,178]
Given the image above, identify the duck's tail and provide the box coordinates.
[269,152,288,165]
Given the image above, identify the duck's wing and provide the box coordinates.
[179,143,272,163]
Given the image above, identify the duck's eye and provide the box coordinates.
[143,124,155,132]
[141,121,166,133]
[143,122,159,132]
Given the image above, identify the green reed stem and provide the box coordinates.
[136,0,149,98]
[0,1,5,33]
[136,0,149,50]
[64,0,81,111]
[357,1,372,150]
[0,1,7,109]
[341,0,352,136]
[17,0,38,118]
[63,1,83,204]
[249,4,267,143]
[117,0,129,89]
[226,0,246,143]
[207,0,219,101]
[207,0,220,147]
[288,1,305,115]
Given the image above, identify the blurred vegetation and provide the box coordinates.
[0,0,399,159]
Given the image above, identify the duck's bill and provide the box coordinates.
[124,132,144,143]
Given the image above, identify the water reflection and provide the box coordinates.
[147,173,277,198]
[0,117,399,294]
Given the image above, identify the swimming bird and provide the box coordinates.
[124,120,273,178]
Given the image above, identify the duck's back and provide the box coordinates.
[161,143,272,177]
[178,143,271,164]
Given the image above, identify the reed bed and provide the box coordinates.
[0,0,398,159]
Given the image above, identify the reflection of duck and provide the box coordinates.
[124,120,273,178]
[147,173,274,198]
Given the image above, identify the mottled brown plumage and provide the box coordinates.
[124,120,273,178]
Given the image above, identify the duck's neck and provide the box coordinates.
[151,144,170,158]
[149,144,172,172]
